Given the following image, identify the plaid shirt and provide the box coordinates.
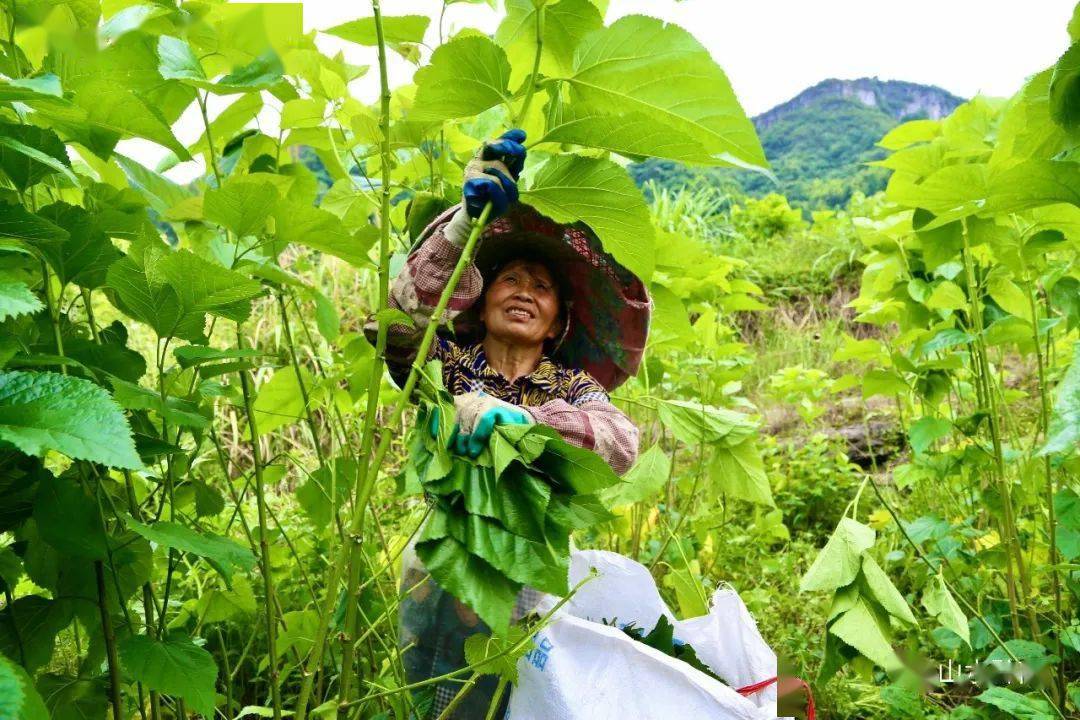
[383,217,639,475]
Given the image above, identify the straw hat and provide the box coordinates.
[416,203,651,391]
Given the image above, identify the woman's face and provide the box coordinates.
[480,259,561,349]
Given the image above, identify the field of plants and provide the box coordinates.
[0,0,1078,718]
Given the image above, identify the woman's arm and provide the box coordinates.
[524,397,640,475]
[373,208,482,372]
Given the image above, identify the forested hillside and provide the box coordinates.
[632,77,964,209]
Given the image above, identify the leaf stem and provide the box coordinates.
[517,5,546,123]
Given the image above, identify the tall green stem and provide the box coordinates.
[96,561,124,720]
[236,325,283,720]
[960,221,1037,639]
[82,288,163,720]
[294,203,491,720]
[1021,259,1064,703]
[336,0,395,703]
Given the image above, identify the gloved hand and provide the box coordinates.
[449,390,533,458]
[462,128,526,221]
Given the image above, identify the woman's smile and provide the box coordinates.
[504,304,535,322]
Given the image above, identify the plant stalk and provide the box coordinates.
[336,0,395,704]
[295,203,490,720]
[96,561,125,720]
[236,325,283,720]
[959,221,1037,639]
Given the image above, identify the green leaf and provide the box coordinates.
[0,201,69,247]
[922,574,970,646]
[155,250,265,323]
[0,281,44,321]
[878,119,941,150]
[1054,488,1080,561]
[862,369,909,398]
[424,462,550,542]
[313,290,340,343]
[531,429,620,495]
[33,202,122,289]
[975,686,1054,720]
[521,154,654,280]
[1039,341,1080,456]
[119,635,218,718]
[0,652,49,720]
[564,15,767,171]
[213,51,285,94]
[114,154,195,215]
[1049,42,1080,130]
[860,554,916,625]
[105,247,201,342]
[463,627,529,683]
[35,675,107,720]
[415,535,519,630]
[496,0,603,83]
[100,4,172,42]
[925,281,967,311]
[664,567,709,619]
[71,78,192,160]
[272,200,373,268]
[296,458,354,529]
[800,517,875,593]
[251,367,323,435]
[195,577,256,624]
[602,444,670,506]
[204,176,280,237]
[325,15,430,45]
[157,36,207,83]
[124,515,255,585]
[709,440,774,507]
[0,597,73,672]
[173,345,271,369]
[829,595,901,672]
[0,370,141,469]
[440,510,568,595]
[281,98,326,129]
[411,35,512,122]
[109,377,210,430]
[33,474,109,560]
[0,123,77,190]
[540,108,717,166]
[908,416,952,455]
[656,399,757,447]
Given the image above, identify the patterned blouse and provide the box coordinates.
[380,210,639,475]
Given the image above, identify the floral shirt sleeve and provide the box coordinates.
[523,372,639,476]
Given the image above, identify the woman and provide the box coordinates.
[382,130,650,718]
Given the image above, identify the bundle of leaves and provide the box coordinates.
[404,366,622,629]
[607,615,727,687]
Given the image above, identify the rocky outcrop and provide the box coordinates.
[756,78,964,130]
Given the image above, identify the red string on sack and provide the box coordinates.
[736,676,816,720]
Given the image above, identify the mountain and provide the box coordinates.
[630,78,965,210]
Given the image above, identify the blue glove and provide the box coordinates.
[449,391,533,458]
[462,129,526,220]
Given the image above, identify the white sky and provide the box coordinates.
[331,0,1078,115]
[127,0,1078,181]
